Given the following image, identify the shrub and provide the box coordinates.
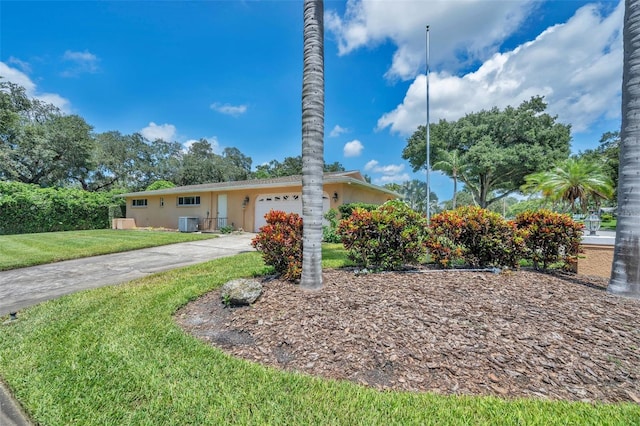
[514,210,583,271]
[219,225,235,234]
[337,200,428,270]
[427,206,526,268]
[338,202,379,217]
[0,181,125,235]
[600,213,614,222]
[251,210,303,281]
[322,208,341,243]
[424,215,466,268]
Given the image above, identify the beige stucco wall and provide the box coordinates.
[125,182,397,233]
[336,183,396,206]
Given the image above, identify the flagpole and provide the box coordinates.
[426,25,431,222]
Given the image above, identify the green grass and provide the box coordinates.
[322,243,355,269]
[0,248,638,425]
[600,218,617,231]
[0,229,217,271]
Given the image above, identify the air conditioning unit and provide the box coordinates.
[178,217,199,233]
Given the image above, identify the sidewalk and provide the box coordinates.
[581,229,616,246]
[0,232,255,426]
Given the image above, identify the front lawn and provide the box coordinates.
[0,229,217,271]
[0,249,637,425]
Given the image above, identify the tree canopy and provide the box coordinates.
[578,131,619,198]
[522,157,614,213]
[0,81,95,187]
[403,96,571,208]
[254,155,344,179]
[1,80,347,193]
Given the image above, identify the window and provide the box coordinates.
[178,196,201,206]
[132,199,148,207]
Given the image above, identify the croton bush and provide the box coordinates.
[514,209,583,271]
[427,206,527,269]
[251,210,303,280]
[337,200,428,270]
[252,204,584,279]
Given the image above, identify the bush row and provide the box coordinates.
[427,206,585,270]
[252,202,584,281]
[0,181,126,235]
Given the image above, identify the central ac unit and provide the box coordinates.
[178,217,199,232]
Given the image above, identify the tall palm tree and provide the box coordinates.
[522,158,614,213]
[609,0,640,299]
[432,150,467,209]
[400,179,439,214]
[301,0,324,290]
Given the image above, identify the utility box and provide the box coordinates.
[178,217,199,233]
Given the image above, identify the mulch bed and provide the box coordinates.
[175,268,640,404]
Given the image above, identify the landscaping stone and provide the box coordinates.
[220,278,262,306]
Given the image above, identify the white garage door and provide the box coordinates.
[254,192,330,231]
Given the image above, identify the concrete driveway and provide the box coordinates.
[1,232,256,426]
[0,232,255,317]
[0,229,620,426]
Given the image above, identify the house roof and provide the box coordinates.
[119,170,401,198]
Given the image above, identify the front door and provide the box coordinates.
[217,194,228,229]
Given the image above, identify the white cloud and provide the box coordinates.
[364,159,378,171]
[343,139,364,157]
[330,124,348,137]
[0,61,71,113]
[7,56,31,74]
[210,102,248,117]
[183,136,221,153]
[363,159,408,184]
[326,0,537,81]
[61,49,100,77]
[374,173,411,185]
[140,122,177,141]
[376,1,623,135]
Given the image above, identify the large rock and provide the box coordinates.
[220,279,262,306]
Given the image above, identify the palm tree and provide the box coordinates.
[401,180,424,211]
[300,0,324,290]
[432,150,467,209]
[401,179,439,214]
[609,0,640,299]
[522,158,614,213]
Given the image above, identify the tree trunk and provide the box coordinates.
[452,174,458,210]
[301,0,324,290]
[609,0,640,298]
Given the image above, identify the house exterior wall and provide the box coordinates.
[124,181,397,232]
[337,183,396,206]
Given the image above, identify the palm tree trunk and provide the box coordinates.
[609,0,640,298]
[452,174,458,210]
[301,0,324,290]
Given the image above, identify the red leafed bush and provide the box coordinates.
[427,206,527,268]
[251,210,303,280]
[337,200,428,270]
[515,210,583,271]
[424,209,466,268]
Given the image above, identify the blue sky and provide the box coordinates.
[0,0,623,202]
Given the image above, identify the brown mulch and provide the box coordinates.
[175,268,640,404]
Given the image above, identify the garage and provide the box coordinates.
[254,192,330,230]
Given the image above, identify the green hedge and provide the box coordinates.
[0,181,126,235]
[338,202,379,217]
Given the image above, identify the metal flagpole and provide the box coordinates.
[426,25,431,222]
